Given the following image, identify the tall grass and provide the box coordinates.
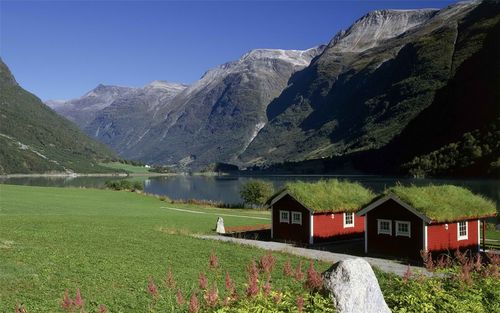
[388,185,496,222]
[282,179,375,212]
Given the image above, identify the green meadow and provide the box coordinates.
[0,184,319,312]
[1,184,499,313]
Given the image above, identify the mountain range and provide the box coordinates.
[240,0,499,177]
[10,0,499,175]
[0,60,118,174]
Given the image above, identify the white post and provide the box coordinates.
[423,222,428,252]
[477,219,480,252]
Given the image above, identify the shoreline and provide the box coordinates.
[0,172,497,180]
[0,173,168,178]
[0,172,227,178]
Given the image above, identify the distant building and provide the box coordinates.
[357,185,497,260]
[267,180,374,245]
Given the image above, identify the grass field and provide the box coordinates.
[99,162,152,174]
[0,184,321,312]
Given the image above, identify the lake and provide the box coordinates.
[1,175,499,206]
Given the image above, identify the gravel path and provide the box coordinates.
[197,235,431,277]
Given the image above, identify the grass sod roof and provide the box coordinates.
[386,185,497,223]
[268,179,376,213]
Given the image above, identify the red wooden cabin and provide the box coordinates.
[267,180,374,245]
[357,186,496,260]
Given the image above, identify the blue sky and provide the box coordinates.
[1,0,456,100]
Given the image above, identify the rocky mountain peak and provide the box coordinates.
[196,46,324,88]
[328,8,439,52]
[83,84,131,98]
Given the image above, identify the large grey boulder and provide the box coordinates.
[324,258,391,313]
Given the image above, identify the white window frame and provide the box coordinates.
[343,212,354,228]
[457,221,468,241]
[279,210,289,223]
[395,221,411,238]
[291,212,302,225]
[377,219,392,235]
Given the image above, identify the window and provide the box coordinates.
[458,221,468,240]
[343,212,354,228]
[279,211,289,223]
[395,221,411,237]
[291,212,302,225]
[377,219,392,235]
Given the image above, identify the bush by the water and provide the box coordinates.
[105,180,143,191]
[239,180,274,208]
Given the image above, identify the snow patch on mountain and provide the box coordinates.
[146,80,189,92]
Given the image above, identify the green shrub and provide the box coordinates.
[132,181,143,191]
[378,270,500,313]
[239,180,274,208]
[104,180,138,191]
[216,290,334,313]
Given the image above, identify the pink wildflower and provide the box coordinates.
[262,277,271,296]
[403,264,413,283]
[283,260,293,277]
[189,292,200,313]
[98,304,108,313]
[297,295,305,313]
[198,272,208,290]
[246,259,259,279]
[225,271,235,295]
[458,261,473,285]
[260,252,276,274]
[473,253,482,272]
[246,276,259,298]
[455,249,468,266]
[436,255,451,269]
[486,252,500,277]
[165,267,177,289]
[147,277,159,299]
[74,288,84,308]
[61,289,73,310]
[246,259,260,298]
[295,261,304,281]
[176,289,185,306]
[305,261,323,291]
[420,250,434,271]
[205,284,219,307]
[209,251,219,269]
